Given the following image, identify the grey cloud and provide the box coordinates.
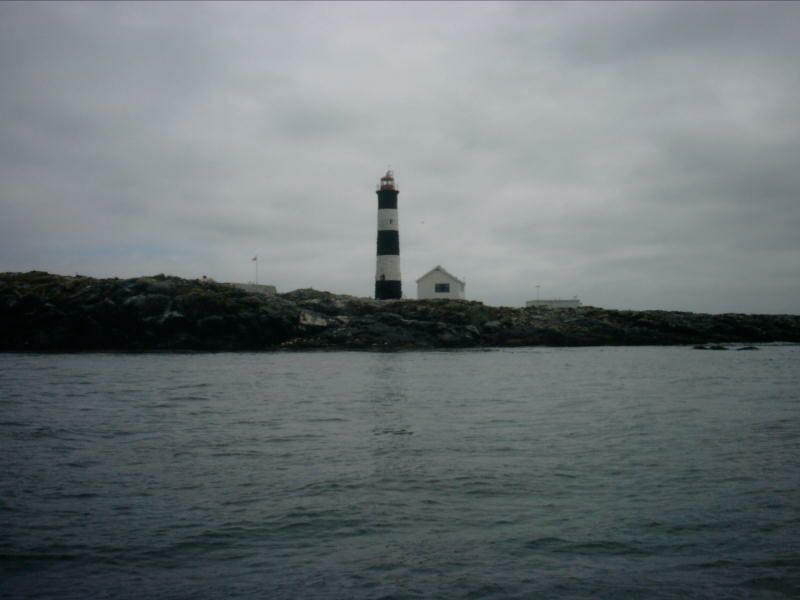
[542,2,800,66]
[1,2,799,312]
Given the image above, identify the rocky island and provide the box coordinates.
[1,271,799,351]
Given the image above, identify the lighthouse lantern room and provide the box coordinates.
[375,170,402,299]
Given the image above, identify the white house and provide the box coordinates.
[416,265,466,300]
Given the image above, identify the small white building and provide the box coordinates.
[416,265,466,300]
[526,298,581,309]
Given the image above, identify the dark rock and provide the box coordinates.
[2,271,800,351]
[124,293,171,316]
[299,310,332,329]
[694,344,728,350]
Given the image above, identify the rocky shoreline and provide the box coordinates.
[2,271,799,351]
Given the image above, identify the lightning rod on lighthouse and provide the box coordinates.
[375,170,402,299]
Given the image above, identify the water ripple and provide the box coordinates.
[1,347,798,600]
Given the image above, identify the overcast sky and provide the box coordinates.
[2,1,799,313]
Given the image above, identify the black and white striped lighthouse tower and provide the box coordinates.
[375,170,402,299]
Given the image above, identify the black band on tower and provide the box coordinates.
[375,280,402,299]
[376,230,399,255]
[377,191,398,210]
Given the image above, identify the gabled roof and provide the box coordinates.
[415,265,465,285]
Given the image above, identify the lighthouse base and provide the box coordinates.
[375,280,402,300]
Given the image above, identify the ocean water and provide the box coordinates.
[1,346,799,599]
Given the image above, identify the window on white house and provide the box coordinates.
[435,283,450,293]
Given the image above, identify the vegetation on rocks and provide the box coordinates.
[2,271,799,351]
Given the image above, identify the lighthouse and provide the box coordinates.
[375,170,402,299]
